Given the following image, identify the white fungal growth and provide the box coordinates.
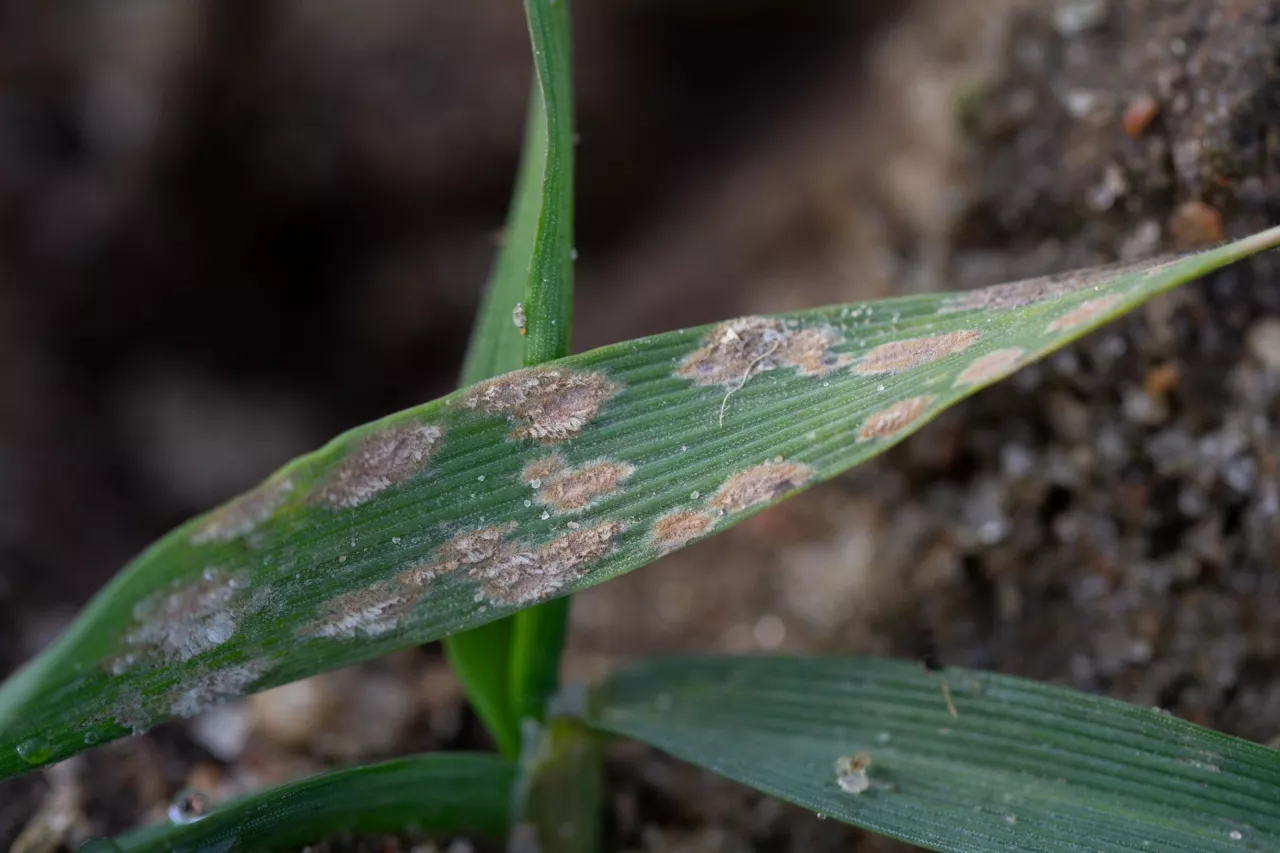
[533,458,635,513]
[168,659,272,718]
[676,317,852,387]
[315,422,444,508]
[111,568,252,674]
[190,477,294,544]
[300,582,419,640]
[459,367,620,443]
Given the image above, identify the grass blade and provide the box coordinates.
[2,229,1278,778]
[506,0,578,733]
[580,656,1280,853]
[448,0,577,753]
[100,753,514,853]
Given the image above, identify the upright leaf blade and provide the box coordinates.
[507,0,578,732]
[107,753,514,853]
[2,229,1278,778]
[579,656,1280,853]
[448,0,577,755]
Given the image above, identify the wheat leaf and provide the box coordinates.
[1,228,1277,779]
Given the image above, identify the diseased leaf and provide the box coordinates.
[102,753,513,853]
[579,656,1280,853]
[2,228,1279,778]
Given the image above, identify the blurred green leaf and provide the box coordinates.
[581,656,1280,853]
[3,228,1278,778]
[103,753,514,853]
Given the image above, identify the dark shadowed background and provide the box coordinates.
[4,1,1280,850]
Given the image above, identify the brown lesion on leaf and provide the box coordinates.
[940,256,1181,313]
[459,367,621,443]
[851,330,981,375]
[955,348,1025,387]
[521,454,567,485]
[190,476,295,545]
[299,581,423,640]
[649,509,717,554]
[535,459,635,513]
[314,421,444,509]
[470,521,626,607]
[710,461,814,513]
[109,567,254,674]
[858,396,934,440]
[1046,295,1122,332]
[676,317,853,387]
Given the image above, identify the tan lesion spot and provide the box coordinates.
[392,520,625,609]
[299,582,422,640]
[1046,295,1122,332]
[941,256,1179,313]
[191,477,294,544]
[535,459,635,513]
[851,330,980,375]
[858,396,934,440]
[459,367,620,443]
[303,523,525,640]
[710,461,814,513]
[471,521,627,607]
[955,348,1025,387]
[676,317,852,387]
[649,510,717,554]
[521,454,567,485]
[314,421,444,509]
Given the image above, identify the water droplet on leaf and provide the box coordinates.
[168,787,212,825]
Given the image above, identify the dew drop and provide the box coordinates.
[168,787,212,825]
[15,737,51,766]
[1229,831,1243,841]
[690,491,700,500]
[84,731,99,745]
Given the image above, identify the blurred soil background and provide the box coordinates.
[4,0,1280,850]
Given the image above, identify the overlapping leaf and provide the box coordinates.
[97,753,513,853]
[580,656,1280,853]
[2,228,1278,779]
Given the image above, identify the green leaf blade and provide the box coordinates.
[580,656,1280,853]
[450,0,577,754]
[3,229,1278,778]
[107,752,514,853]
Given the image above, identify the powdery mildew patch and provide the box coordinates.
[470,521,626,607]
[110,567,251,674]
[315,421,444,509]
[535,459,635,513]
[460,367,620,443]
[858,396,934,440]
[851,330,980,375]
[112,659,272,733]
[955,348,1026,387]
[676,317,852,387]
[168,659,272,718]
[1046,295,1122,332]
[710,461,814,513]
[190,477,294,544]
[300,582,420,640]
[521,454,567,485]
[649,509,718,555]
